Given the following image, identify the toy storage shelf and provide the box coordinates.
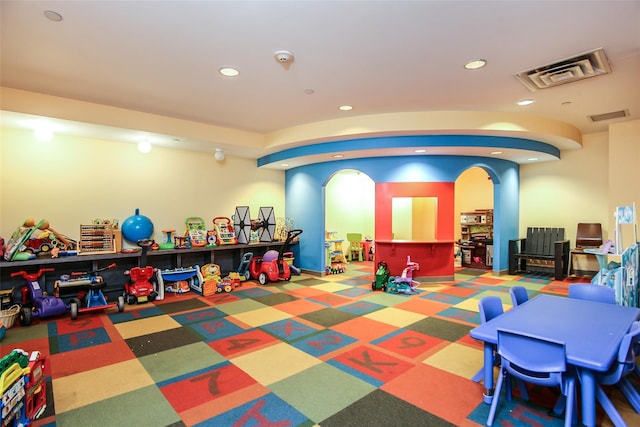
[459,209,493,269]
[0,241,292,300]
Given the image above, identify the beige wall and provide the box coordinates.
[608,120,640,249]
[0,127,285,247]
[520,131,610,245]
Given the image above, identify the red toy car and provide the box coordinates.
[124,266,157,304]
[123,239,158,304]
[249,229,302,285]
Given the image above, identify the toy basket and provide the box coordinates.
[0,304,20,329]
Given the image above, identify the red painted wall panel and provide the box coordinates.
[374,182,455,279]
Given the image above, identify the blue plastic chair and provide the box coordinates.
[632,321,640,378]
[472,297,529,401]
[592,321,640,425]
[472,296,504,383]
[509,286,529,307]
[487,329,576,427]
[568,283,616,304]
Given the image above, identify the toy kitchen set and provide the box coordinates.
[457,209,493,269]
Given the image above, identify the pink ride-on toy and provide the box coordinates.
[123,239,158,304]
[249,229,302,285]
[386,256,420,294]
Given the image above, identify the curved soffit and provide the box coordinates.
[260,111,581,169]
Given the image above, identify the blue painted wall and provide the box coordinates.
[285,155,520,274]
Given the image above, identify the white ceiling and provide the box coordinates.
[1,1,639,167]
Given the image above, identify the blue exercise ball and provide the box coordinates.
[121,208,154,243]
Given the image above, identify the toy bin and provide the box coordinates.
[283,251,295,266]
[0,305,20,329]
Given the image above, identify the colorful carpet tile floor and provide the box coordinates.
[2,262,640,427]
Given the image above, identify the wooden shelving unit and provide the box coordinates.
[325,231,347,273]
[0,241,294,302]
[459,209,493,269]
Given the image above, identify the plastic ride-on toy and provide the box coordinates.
[55,263,125,319]
[249,229,302,285]
[217,276,236,293]
[124,266,157,304]
[386,256,420,294]
[11,268,67,326]
[123,239,158,304]
[236,252,253,281]
[371,261,391,291]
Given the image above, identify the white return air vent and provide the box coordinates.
[515,48,611,92]
[589,109,629,122]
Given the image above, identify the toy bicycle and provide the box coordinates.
[386,256,420,294]
[54,263,125,319]
[10,268,67,326]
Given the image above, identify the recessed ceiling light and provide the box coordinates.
[490,151,503,155]
[414,149,426,153]
[137,140,152,153]
[280,163,289,167]
[43,10,63,21]
[219,67,239,77]
[339,105,352,111]
[527,157,538,161]
[464,59,486,70]
[517,99,535,106]
[34,127,53,142]
[332,154,344,158]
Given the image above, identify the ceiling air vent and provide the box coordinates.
[588,109,629,122]
[515,48,611,92]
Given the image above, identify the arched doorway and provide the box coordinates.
[324,169,375,270]
[455,166,495,269]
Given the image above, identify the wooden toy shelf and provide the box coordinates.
[0,241,295,299]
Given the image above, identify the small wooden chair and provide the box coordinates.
[346,233,364,262]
